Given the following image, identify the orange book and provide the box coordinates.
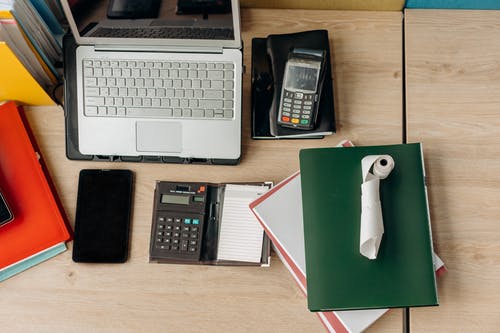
[0,101,71,281]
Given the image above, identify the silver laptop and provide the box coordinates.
[61,0,242,161]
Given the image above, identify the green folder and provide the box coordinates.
[299,143,438,311]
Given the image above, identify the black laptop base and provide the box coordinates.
[63,33,240,166]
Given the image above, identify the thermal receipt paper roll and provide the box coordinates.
[360,155,395,260]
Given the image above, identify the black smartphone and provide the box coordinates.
[107,0,161,19]
[72,169,133,263]
[0,190,14,227]
[277,48,326,130]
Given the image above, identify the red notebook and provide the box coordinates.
[0,101,71,280]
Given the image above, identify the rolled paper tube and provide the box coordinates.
[360,155,395,259]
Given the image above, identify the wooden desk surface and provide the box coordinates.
[405,9,500,332]
[0,9,403,332]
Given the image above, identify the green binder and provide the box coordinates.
[299,143,438,311]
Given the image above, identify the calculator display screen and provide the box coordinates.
[284,64,320,92]
[161,194,190,205]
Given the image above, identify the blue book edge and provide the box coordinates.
[0,242,67,282]
[405,0,500,9]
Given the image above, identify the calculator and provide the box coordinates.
[277,48,326,130]
[150,182,208,261]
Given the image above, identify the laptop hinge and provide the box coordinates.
[94,44,223,54]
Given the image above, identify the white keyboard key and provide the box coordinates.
[85,96,105,106]
[192,109,204,117]
[85,87,100,96]
[199,99,223,109]
[85,106,98,115]
[211,81,223,90]
[84,67,94,76]
[152,98,161,107]
[208,70,224,80]
[84,77,97,86]
[127,107,173,117]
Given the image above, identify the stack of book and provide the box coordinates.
[0,101,72,281]
[0,0,65,105]
[250,141,446,332]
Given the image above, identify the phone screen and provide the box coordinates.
[0,192,13,227]
[72,169,133,263]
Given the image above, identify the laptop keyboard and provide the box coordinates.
[83,59,235,120]
[89,27,234,40]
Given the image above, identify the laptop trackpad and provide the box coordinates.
[136,121,182,153]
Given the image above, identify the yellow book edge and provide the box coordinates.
[0,42,55,106]
[0,10,14,19]
[0,10,58,84]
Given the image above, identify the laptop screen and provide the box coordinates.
[62,0,240,47]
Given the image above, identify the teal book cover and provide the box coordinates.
[299,143,438,311]
[405,0,500,9]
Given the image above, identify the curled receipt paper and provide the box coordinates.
[360,155,395,259]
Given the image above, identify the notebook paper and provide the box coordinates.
[217,184,268,263]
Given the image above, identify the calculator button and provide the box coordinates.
[159,217,165,222]
[182,226,190,232]
[166,225,173,230]
[181,240,188,251]
[284,98,292,103]
[164,238,171,244]
[174,218,181,223]
[192,219,199,225]
[282,112,290,117]
[184,218,191,224]
[281,116,290,122]
[291,118,299,124]
[171,246,179,251]
[182,233,189,238]
[159,245,169,250]
[189,247,197,252]
[300,119,309,125]
[157,231,163,236]
[156,237,162,242]
[174,232,180,237]
[158,224,165,229]
[295,92,303,99]
[167,217,173,222]
[283,102,291,108]
[165,232,172,237]
[173,239,180,244]
[190,233,198,238]
[191,227,198,232]
[189,240,197,245]
[174,226,180,231]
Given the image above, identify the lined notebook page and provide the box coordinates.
[217,184,268,263]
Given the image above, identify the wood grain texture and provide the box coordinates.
[405,9,500,332]
[0,9,403,333]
